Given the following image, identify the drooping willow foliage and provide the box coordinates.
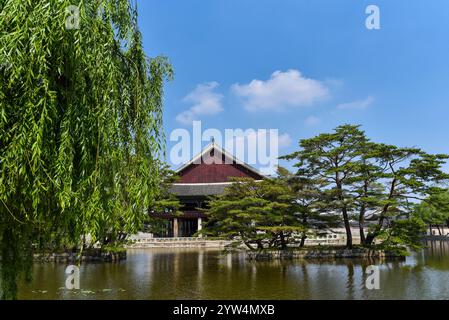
[0,0,173,299]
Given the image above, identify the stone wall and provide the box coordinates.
[33,250,126,263]
[247,248,404,260]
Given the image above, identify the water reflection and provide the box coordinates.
[18,242,449,300]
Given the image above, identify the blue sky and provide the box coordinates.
[137,0,449,173]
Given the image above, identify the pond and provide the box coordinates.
[18,240,449,299]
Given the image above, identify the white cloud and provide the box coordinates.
[231,69,329,111]
[337,96,374,110]
[305,115,321,127]
[176,82,224,125]
[324,78,344,88]
[278,133,293,148]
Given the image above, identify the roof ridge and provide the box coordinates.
[174,142,266,178]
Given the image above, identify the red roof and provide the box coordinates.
[176,142,265,183]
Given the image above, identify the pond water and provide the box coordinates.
[19,240,449,300]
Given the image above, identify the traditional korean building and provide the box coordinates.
[154,141,265,237]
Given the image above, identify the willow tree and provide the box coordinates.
[0,0,173,299]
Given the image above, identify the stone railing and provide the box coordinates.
[126,237,231,248]
[133,237,205,243]
[303,238,347,246]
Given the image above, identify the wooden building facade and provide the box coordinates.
[154,142,265,237]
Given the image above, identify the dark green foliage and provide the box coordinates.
[282,125,370,248]
[203,177,305,251]
[283,124,449,250]
[413,192,449,235]
[375,218,427,256]
[203,125,448,254]
[276,166,340,246]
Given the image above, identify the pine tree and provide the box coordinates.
[413,192,449,235]
[282,125,369,248]
[203,178,304,251]
[283,124,449,250]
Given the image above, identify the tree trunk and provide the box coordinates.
[300,233,306,247]
[365,178,397,246]
[243,240,256,251]
[359,204,366,245]
[240,232,256,251]
[342,206,353,249]
[365,221,383,246]
[336,177,352,249]
[365,222,383,246]
[300,214,308,247]
[365,233,375,245]
[279,232,287,250]
[359,224,365,245]
[359,180,369,245]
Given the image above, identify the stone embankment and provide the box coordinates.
[422,235,449,241]
[247,248,403,260]
[33,250,126,263]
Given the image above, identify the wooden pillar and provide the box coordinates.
[173,218,179,238]
[197,217,203,238]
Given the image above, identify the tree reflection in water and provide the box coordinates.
[18,242,449,300]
